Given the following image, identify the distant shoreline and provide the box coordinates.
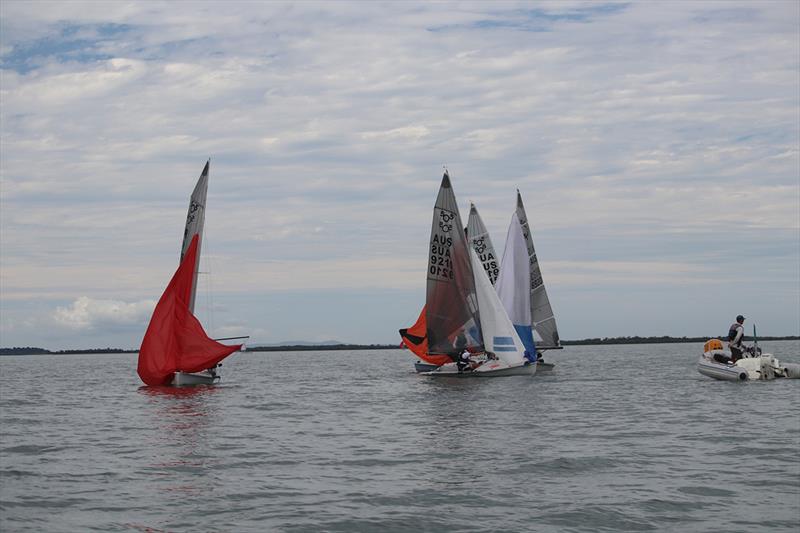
[2,336,798,356]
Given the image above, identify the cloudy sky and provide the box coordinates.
[1,1,798,350]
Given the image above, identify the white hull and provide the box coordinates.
[697,357,749,381]
[172,371,220,386]
[698,352,800,382]
[423,361,536,377]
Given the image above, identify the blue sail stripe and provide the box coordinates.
[493,336,515,345]
[514,324,537,361]
[493,346,518,352]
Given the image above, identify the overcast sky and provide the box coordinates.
[1,1,798,350]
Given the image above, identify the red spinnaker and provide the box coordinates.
[137,235,241,386]
[399,305,452,366]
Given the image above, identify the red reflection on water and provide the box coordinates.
[137,384,220,399]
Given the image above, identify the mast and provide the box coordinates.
[180,160,209,314]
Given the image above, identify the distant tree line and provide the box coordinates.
[0,347,136,355]
[246,343,400,352]
[560,335,799,346]
[3,336,798,356]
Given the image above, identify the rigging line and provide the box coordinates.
[200,231,216,337]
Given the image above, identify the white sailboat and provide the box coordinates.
[496,190,562,370]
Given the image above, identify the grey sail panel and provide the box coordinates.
[426,172,483,355]
[467,203,500,285]
[180,161,209,314]
[516,191,561,349]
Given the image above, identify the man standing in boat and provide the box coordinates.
[728,315,748,361]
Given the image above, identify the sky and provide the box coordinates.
[1,1,798,350]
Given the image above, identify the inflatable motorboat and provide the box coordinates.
[698,339,800,382]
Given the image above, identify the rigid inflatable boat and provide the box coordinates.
[698,339,800,382]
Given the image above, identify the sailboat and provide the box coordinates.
[500,190,562,370]
[401,202,502,373]
[406,171,535,377]
[137,161,244,387]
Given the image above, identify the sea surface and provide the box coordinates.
[1,341,799,532]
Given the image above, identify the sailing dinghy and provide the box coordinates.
[405,171,534,377]
[137,161,244,386]
[402,202,502,373]
[500,190,562,370]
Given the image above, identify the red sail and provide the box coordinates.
[399,305,452,366]
[137,235,241,386]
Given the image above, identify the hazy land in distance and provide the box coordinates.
[2,336,798,356]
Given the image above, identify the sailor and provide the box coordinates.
[456,350,472,372]
[728,315,748,362]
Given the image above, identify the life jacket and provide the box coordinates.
[728,323,743,345]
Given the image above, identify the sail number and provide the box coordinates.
[430,234,454,279]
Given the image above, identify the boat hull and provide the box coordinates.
[172,371,220,386]
[697,352,800,381]
[414,361,441,373]
[697,357,749,382]
[423,361,536,377]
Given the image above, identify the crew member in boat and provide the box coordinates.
[728,315,749,362]
[456,349,473,372]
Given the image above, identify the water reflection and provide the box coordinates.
[137,385,222,498]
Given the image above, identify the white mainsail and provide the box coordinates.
[466,203,500,285]
[515,190,561,349]
[469,247,527,367]
[495,211,536,357]
[180,160,209,314]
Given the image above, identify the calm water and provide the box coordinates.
[1,342,799,532]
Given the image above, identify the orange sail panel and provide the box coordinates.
[137,235,241,386]
[399,305,451,366]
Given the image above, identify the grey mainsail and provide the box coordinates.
[180,160,209,314]
[466,203,500,285]
[426,171,483,355]
[515,190,561,349]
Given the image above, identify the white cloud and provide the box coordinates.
[53,296,155,330]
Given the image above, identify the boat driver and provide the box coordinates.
[728,315,748,362]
